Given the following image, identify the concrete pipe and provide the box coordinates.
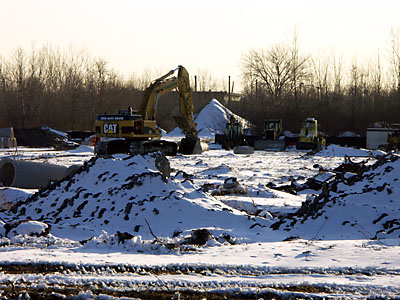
[0,158,78,189]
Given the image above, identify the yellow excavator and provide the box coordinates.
[94,65,202,155]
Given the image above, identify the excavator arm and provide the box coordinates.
[138,67,177,120]
[138,66,198,139]
[138,65,201,154]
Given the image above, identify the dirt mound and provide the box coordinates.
[14,127,78,149]
[271,153,400,240]
[11,152,271,242]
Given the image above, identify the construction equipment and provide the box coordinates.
[254,119,286,150]
[94,66,202,156]
[387,124,400,151]
[296,117,325,150]
[368,123,400,151]
[221,115,245,150]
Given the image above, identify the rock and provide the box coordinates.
[233,145,254,154]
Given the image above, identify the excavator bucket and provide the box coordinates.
[173,115,204,154]
[179,137,203,154]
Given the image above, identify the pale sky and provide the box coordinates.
[1,0,400,91]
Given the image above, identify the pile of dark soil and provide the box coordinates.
[14,127,78,150]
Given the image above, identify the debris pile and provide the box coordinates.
[271,153,400,240]
[268,155,369,193]
[14,127,78,149]
[208,177,247,196]
[9,152,272,242]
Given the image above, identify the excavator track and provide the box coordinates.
[95,140,177,156]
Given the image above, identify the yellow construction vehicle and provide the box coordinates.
[296,117,325,150]
[222,115,244,150]
[94,66,202,155]
[254,119,286,150]
[387,123,400,151]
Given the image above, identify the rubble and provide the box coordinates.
[268,155,370,194]
[14,127,78,149]
[209,177,248,196]
[271,153,400,239]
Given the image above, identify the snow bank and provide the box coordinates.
[316,144,386,157]
[274,154,400,240]
[0,187,36,208]
[65,145,94,154]
[167,99,250,138]
[42,126,69,139]
[12,153,272,242]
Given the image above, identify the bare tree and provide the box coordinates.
[8,48,27,127]
[389,27,400,93]
[242,45,291,102]
[242,40,309,106]
[196,69,220,92]
[289,27,310,114]
[310,51,332,131]
[332,51,344,95]
[368,50,384,121]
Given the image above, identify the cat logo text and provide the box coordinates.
[103,123,118,134]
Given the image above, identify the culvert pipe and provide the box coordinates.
[0,158,79,189]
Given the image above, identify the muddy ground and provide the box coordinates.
[0,263,331,300]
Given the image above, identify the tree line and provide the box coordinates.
[237,28,400,136]
[0,46,226,133]
[1,29,400,136]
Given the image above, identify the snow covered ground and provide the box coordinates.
[0,144,399,299]
[0,100,399,299]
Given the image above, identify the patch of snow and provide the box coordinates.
[316,144,386,157]
[338,131,361,137]
[8,220,48,237]
[283,130,298,138]
[42,126,69,139]
[65,145,94,154]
